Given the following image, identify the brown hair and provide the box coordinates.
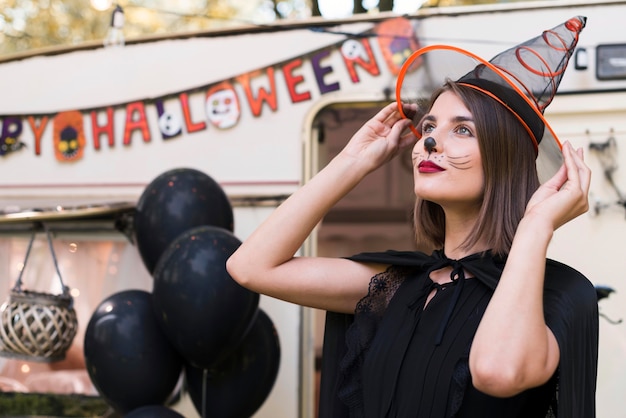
[413,82,540,256]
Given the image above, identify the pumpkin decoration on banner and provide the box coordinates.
[83,290,183,415]
[133,167,234,274]
[53,110,86,162]
[185,309,281,418]
[152,225,259,370]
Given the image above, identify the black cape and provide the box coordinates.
[318,250,598,418]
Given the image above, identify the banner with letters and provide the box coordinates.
[0,17,420,163]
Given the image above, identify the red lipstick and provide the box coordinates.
[418,160,444,173]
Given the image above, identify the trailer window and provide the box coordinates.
[597,44,626,80]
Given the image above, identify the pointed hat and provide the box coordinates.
[396,16,586,182]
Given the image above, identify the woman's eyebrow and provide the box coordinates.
[420,115,474,125]
[419,114,436,125]
[453,116,474,124]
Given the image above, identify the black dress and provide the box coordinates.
[318,250,598,418]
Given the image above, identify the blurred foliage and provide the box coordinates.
[0,392,110,416]
[0,0,308,56]
[0,0,547,57]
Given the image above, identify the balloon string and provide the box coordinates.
[202,368,208,418]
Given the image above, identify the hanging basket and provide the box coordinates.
[0,225,78,362]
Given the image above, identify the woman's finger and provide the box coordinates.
[564,143,592,197]
[375,102,402,124]
[573,147,592,194]
[393,119,417,148]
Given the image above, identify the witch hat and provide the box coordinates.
[396,16,586,182]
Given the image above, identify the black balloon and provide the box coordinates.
[124,405,185,418]
[186,309,281,418]
[84,290,184,415]
[134,167,234,274]
[152,225,260,369]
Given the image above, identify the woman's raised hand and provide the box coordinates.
[339,102,417,173]
[524,141,591,231]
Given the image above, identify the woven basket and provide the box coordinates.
[0,226,78,362]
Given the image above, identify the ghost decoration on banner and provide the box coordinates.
[152,225,259,370]
[155,101,183,139]
[158,112,182,138]
[185,309,281,418]
[83,290,183,415]
[205,81,241,129]
[341,39,370,61]
[133,167,234,274]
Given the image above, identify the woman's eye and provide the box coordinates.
[457,126,473,136]
[421,123,434,134]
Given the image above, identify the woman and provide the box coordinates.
[227,17,598,418]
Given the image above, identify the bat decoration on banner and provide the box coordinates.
[0,117,27,157]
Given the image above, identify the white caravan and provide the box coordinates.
[1,1,625,417]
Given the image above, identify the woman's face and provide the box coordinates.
[412,90,484,212]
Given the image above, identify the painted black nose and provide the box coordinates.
[424,136,437,153]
